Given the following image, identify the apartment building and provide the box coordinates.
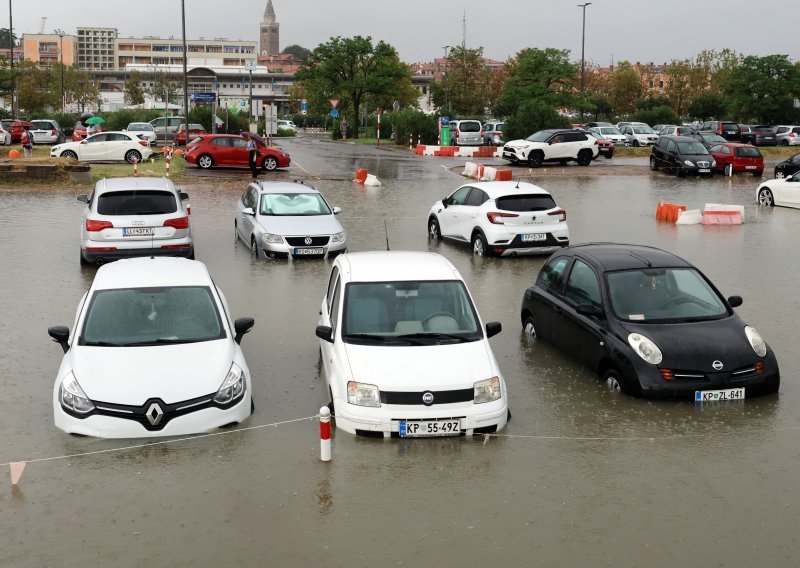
[77,27,118,70]
[116,37,256,70]
[21,33,78,66]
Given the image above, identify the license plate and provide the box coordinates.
[694,387,745,402]
[698,168,710,173]
[399,419,461,437]
[745,165,756,169]
[521,233,546,242]
[293,247,323,255]
[123,227,155,236]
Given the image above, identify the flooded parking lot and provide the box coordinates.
[2,139,799,566]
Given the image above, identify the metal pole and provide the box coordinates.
[578,3,592,122]
[9,0,16,116]
[442,45,450,114]
[56,30,65,112]
[248,69,253,128]
[181,0,189,143]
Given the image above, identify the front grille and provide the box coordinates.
[285,236,330,247]
[697,161,710,168]
[381,389,473,405]
[90,394,216,430]
[668,363,760,382]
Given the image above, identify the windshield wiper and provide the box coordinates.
[397,332,471,343]
[344,333,388,342]
[121,338,200,346]
[83,340,126,347]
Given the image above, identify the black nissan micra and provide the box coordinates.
[520,244,780,400]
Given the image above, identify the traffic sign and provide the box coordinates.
[329,99,339,109]
[244,59,257,71]
[330,109,339,117]
[301,99,308,111]
[190,92,216,102]
[301,109,307,115]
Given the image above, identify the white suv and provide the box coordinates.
[502,129,598,167]
[78,177,193,265]
[316,251,509,438]
[428,181,569,257]
[619,124,659,146]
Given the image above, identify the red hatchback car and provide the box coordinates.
[708,142,764,177]
[184,133,291,171]
[0,119,27,143]
[174,123,208,145]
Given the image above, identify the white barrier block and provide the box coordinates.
[676,209,703,225]
[704,203,745,222]
[481,166,497,181]
[423,146,438,156]
[364,174,382,186]
[463,162,478,177]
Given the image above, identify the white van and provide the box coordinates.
[450,119,483,146]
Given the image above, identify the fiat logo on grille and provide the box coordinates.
[304,237,313,245]
[145,402,164,426]
[422,392,434,405]
[712,360,724,371]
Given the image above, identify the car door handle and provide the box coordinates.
[553,305,562,314]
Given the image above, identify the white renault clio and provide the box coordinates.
[48,257,255,438]
[316,251,509,438]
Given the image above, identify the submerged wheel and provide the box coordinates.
[758,188,774,207]
[603,369,625,393]
[649,156,658,171]
[427,217,441,241]
[522,314,536,337]
[472,233,489,257]
[250,236,259,256]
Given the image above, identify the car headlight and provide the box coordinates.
[744,326,767,357]
[627,333,663,365]
[710,160,716,167]
[60,372,95,414]
[263,233,283,244]
[331,231,346,243]
[474,377,501,404]
[684,160,695,167]
[347,381,380,407]
[213,362,246,404]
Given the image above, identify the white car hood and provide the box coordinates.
[69,340,233,405]
[258,214,343,236]
[343,341,495,391]
[505,139,538,150]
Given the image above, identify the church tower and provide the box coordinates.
[260,0,280,56]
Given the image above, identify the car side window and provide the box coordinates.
[329,279,342,336]
[465,188,487,206]
[537,258,569,292]
[564,260,602,308]
[240,188,249,206]
[248,188,258,209]
[721,146,731,155]
[326,268,340,312]
[565,132,586,142]
[233,138,250,148]
[151,118,164,127]
[667,140,678,153]
[212,138,231,147]
[448,187,472,205]
[87,134,108,143]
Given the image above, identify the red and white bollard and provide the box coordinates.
[320,406,332,462]
[409,134,412,150]
[133,158,138,176]
[376,109,381,148]
[166,149,172,177]
[417,134,421,147]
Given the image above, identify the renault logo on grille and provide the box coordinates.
[712,360,724,371]
[146,403,164,426]
[422,392,434,405]
[304,237,313,245]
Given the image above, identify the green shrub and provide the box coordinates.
[383,109,439,146]
[503,101,570,141]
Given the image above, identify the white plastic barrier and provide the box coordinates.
[423,146,437,156]
[364,174,382,186]
[462,162,478,177]
[676,209,703,225]
[480,166,498,181]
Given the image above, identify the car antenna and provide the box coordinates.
[384,220,390,251]
[515,178,520,189]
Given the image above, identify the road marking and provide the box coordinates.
[292,159,313,176]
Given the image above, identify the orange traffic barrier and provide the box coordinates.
[173,148,184,156]
[355,168,368,183]
[8,149,20,159]
[495,169,513,181]
[414,145,425,155]
[656,202,686,223]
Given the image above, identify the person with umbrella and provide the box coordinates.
[85,116,105,136]
[21,124,33,158]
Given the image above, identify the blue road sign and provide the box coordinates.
[330,109,339,117]
[191,92,216,102]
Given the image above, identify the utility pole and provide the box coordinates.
[55,29,65,112]
[9,0,16,116]
[578,2,592,122]
[443,45,451,114]
[181,0,189,142]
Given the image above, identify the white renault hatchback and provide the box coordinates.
[427,181,569,257]
[48,257,255,438]
[316,251,509,438]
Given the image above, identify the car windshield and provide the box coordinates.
[127,124,153,131]
[600,127,623,135]
[259,193,331,216]
[607,268,728,323]
[736,146,762,157]
[342,281,481,345]
[97,190,178,215]
[496,194,557,211]
[80,286,225,347]
[677,142,709,155]
[526,131,556,142]
[458,122,481,132]
[633,127,655,134]
[31,121,52,130]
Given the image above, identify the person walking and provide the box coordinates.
[339,117,348,140]
[21,126,33,158]
[247,136,259,179]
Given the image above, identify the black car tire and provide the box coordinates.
[632,139,640,147]
[61,150,78,160]
[676,165,687,177]
[753,170,763,178]
[649,156,658,171]
[427,217,441,241]
[522,314,537,338]
[577,149,592,166]
[603,368,637,395]
[197,154,214,169]
[781,140,789,146]
[758,188,774,207]
[251,236,259,256]
[125,150,142,164]
[471,232,491,257]
[528,151,544,168]
[262,156,278,171]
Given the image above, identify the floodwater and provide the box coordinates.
[2,137,799,566]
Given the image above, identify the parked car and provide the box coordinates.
[657,125,695,137]
[689,132,728,149]
[519,243,779,399]
[774,152,800,178]
[585,121,613,129]
[739,125,776,146]
[47,256,255,438]
[708,143,764,177]
[619,124,659,147]
[29,119,65,144]
[125,122,157,146]
[51,131,153,164]
[588,126,627,144]
[699,120,741,141]
[587,131,614,159]
[174,123,208,145]
[650,136,715,177]
[651,124,669,134]
[315,251,508,437]
[756,174,800,209]
[615,121,647,131]
[184,133,290,171]
[502,129,598,167]
[450,119,483,146]
[235,180,346,260]
[77,176,193,265]
[773,125,800,146]
[1,119,27,143]
[0,123,11,145]
[277,119,297,133]
[149,116,185,142]
[482,121,504,146]
[427,181,569,257]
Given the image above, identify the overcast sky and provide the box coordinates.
[8,0,799,66]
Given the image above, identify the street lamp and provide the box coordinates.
[442,45,451,113]
[181,0,189,143]
[55,29,65,112]
[578,2,592,121]
[8,0,16,116]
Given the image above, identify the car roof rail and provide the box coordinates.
[292,179,316,190]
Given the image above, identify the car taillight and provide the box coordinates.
[487,212,518,224]
[548,209,567,222]
[85,219,113,231]
[138,140,148,147]
[163,216,189,229]
[455,129,461,137]
[51,129,56,136]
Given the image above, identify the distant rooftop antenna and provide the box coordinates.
[39,17,47,34]
[462,11,466,49]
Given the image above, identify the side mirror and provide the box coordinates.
[242,207,255,216]
[76,194,88,203]
[48,326,70,354]
[332,206,342,215]
[81,140,87,144]
[728,296,743,308]
[179,192,189,201]
[316,325,333,343]
[485,321,502,338]
[576,304,604,318]
[442,197,449,208]
[233,317,255,344]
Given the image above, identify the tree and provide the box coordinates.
[0,28,17,50]
[430,45,491,116]
[295,36,412,139]
[17,60,59,113]
[504,100,570,141]
[695,48,741,95]
[282,44,311,62]
[587,95,613,121]
[607,62,643,117]
[65,67,101,112]
[725,54,800,123]
[495,48,578,118]
[124,70,146,106]
[147,68,182,112]
[664,59,706,117]
[687,93,727,121]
